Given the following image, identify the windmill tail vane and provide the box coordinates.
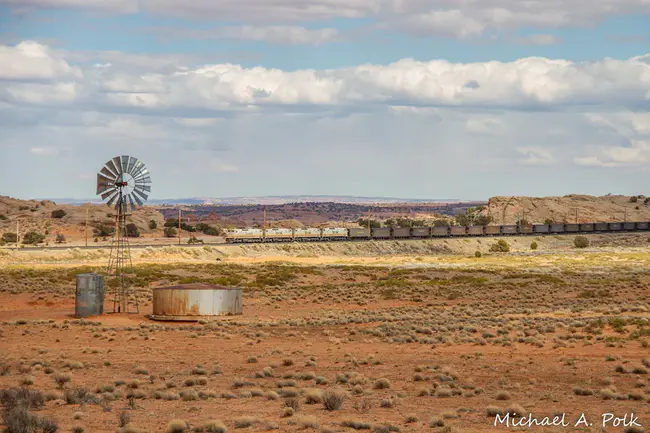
[96,155,151,314]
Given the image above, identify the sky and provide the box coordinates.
[0,1,649,201]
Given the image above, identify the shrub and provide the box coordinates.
[322,389,346,411]
[51,209,67,219]
[203,420,227,433]
[0,214,7,220]
[1,232,17,244]
[23,231,46,245]
[148,219,157,230]
[373,378,391,389]
[55,233,66,244]
[474,251,482,258]
[2,405,59,433]
[164,227,177,238]
[54,372,71,389]
[574,236,589,248]
[164,219,178,228]
[544,219,553,225]
[530,241,538,250]
[93,223,114,238]
[166,420,188,433]
[489,239,510,253]
[126,223,140,238]
[187,236,203,244]
[233,417,258,428]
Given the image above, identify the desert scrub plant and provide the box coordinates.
[322,388,346,411]
[233,417,259,428]
[202,420,227,433]
[530,241,538,250]
[341,420,371,430]
[574,236,589,248]
[495,391,511,400]
[166,420,188,433]
[489,239,510,253]
[54,372,71,389]
[304,389,322,404]
[373,378,391,389]
[298,416,320,429]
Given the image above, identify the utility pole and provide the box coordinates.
[85,208,89,247]
[575,208,578,224]
[263,207,267,241]
[178,207,181,245]
[16,219,19,249]
[624,207,628,223]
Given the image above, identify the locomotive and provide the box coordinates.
[224,221,649,243]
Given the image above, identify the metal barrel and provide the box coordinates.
[75,273,104,318]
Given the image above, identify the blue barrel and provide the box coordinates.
[75,273,105,318]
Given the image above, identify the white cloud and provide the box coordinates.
[517,147,554,165]
[163,25,340,45]
[3,0,649,39]
[29,146,58,156]
[1,42,648,116]
[466,117,504,135]
[0,41,82,80]
[516,34,563,46]
[209,159,239,173]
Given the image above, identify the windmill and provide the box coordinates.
[96,156,151,313]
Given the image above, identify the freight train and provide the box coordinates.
[224,221,649,243]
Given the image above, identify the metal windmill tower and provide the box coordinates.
[96,156,151,313]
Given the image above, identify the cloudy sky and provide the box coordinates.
[0,1,649,200]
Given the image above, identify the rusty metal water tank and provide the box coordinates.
[75,273,105,318]
[151,283,243,321]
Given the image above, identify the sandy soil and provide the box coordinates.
[1,239,650,432]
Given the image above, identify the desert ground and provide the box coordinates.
[1,234,650,433]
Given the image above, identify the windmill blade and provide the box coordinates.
[106,191,120,208]
[133,169,150,182]
[100,167,117,181]
[112,156,123,174]
[127,156,139,176]
[101,188,118,201]
[131,192,144,207]
[131,161,146,178]
[137,185,151,193]
[125,156,136,175]
[135,176,152,184]
[132,187,148,202]
[120,155,130,175]
[97,173,115,194]
[126,194,135,212]
[105,159,120,178]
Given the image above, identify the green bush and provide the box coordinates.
[23,231,46,245]
[148,219,157,230]
[489,239,510,253]
[126,223,140,238]
[51,209,67,219]
[187,236,203,244]
[164,227,177,238]
[474,251,482,258]
[574,236,589,248]
[55,233,66,244]
[1,232,17,244]
[93,223,114,238]
[544,219,553,225]
[530,241,538,250]
[0,214,7,220]
[164,219,178,228]
[181,223,196,232]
